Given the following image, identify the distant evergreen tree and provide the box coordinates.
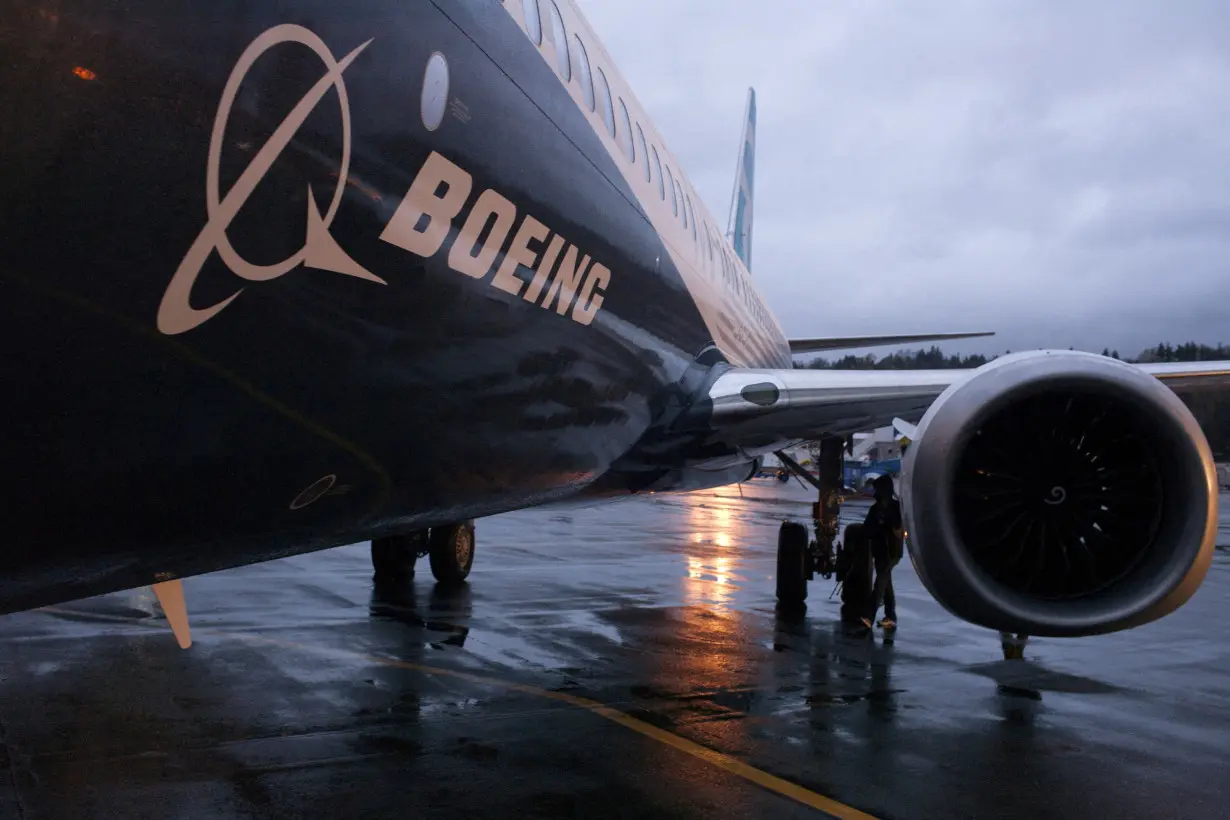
[802,345,991,371]
[799,341,1227,373]
[1133,341,1229,364]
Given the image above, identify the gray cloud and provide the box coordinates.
[579,0,1230,359]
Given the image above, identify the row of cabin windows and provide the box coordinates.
[528,0,763,335]
[516,0,711,262]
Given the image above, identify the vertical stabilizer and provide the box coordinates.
[726,87,756,272]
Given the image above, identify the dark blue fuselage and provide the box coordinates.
[0,0,789,612]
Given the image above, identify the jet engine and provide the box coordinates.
[900,350,1218,637]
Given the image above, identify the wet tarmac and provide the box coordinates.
[2,481,1230,819]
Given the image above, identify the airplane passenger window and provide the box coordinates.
[596,68,615,137]
[651,146,664,199]
[522,0,542,45]
[680,184,688,228]
[686,195,696,241]
[636,124,650,182]
[546,1,570,80]
[617,98,635,162]
[573,35,595,111]
[665,165,678,215]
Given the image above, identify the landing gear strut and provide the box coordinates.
[371,521,476,586]
[775,435,849,611]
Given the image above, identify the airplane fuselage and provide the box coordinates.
[0,0,787,611]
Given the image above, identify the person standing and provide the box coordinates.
[862,475,904,630]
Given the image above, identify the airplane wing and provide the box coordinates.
[700,353,1230,638]
[697,357,1230,456]
[788,331,995,354]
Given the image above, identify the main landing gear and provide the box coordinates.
[775,435,848,613]
[371,520,476,586]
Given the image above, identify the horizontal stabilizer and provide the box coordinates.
[789,331,995,355]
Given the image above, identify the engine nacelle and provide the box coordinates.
[900,350,1217,637]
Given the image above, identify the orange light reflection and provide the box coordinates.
[650,490,754,762]
[72,66,96,81]
[681,491,745,613]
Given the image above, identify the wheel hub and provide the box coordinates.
[454,527,473,565]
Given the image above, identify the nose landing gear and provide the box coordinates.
[775,435,848,612]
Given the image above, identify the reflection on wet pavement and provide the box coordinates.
[0,481,1229,819]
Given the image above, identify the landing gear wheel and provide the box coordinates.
[776,521,809,612]
[429,521,476,586]
[371,530,427,579]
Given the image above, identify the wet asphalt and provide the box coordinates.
[1,480,1229,820]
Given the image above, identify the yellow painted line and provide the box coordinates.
[244,634,880,819]
[36,608,878,819]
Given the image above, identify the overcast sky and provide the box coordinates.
[580,0,1230,360]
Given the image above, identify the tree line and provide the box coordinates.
[795,342,1230,458]
[795,342,1230,371]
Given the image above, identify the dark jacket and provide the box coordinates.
[863,498,904,566]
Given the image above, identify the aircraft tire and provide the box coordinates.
[776,521,810,611]
[371,531,427,579]
[429,521,476,586]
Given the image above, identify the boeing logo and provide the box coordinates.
[157,24,384,336]
[159,22,612,336]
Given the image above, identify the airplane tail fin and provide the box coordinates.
[726,87,756,272]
